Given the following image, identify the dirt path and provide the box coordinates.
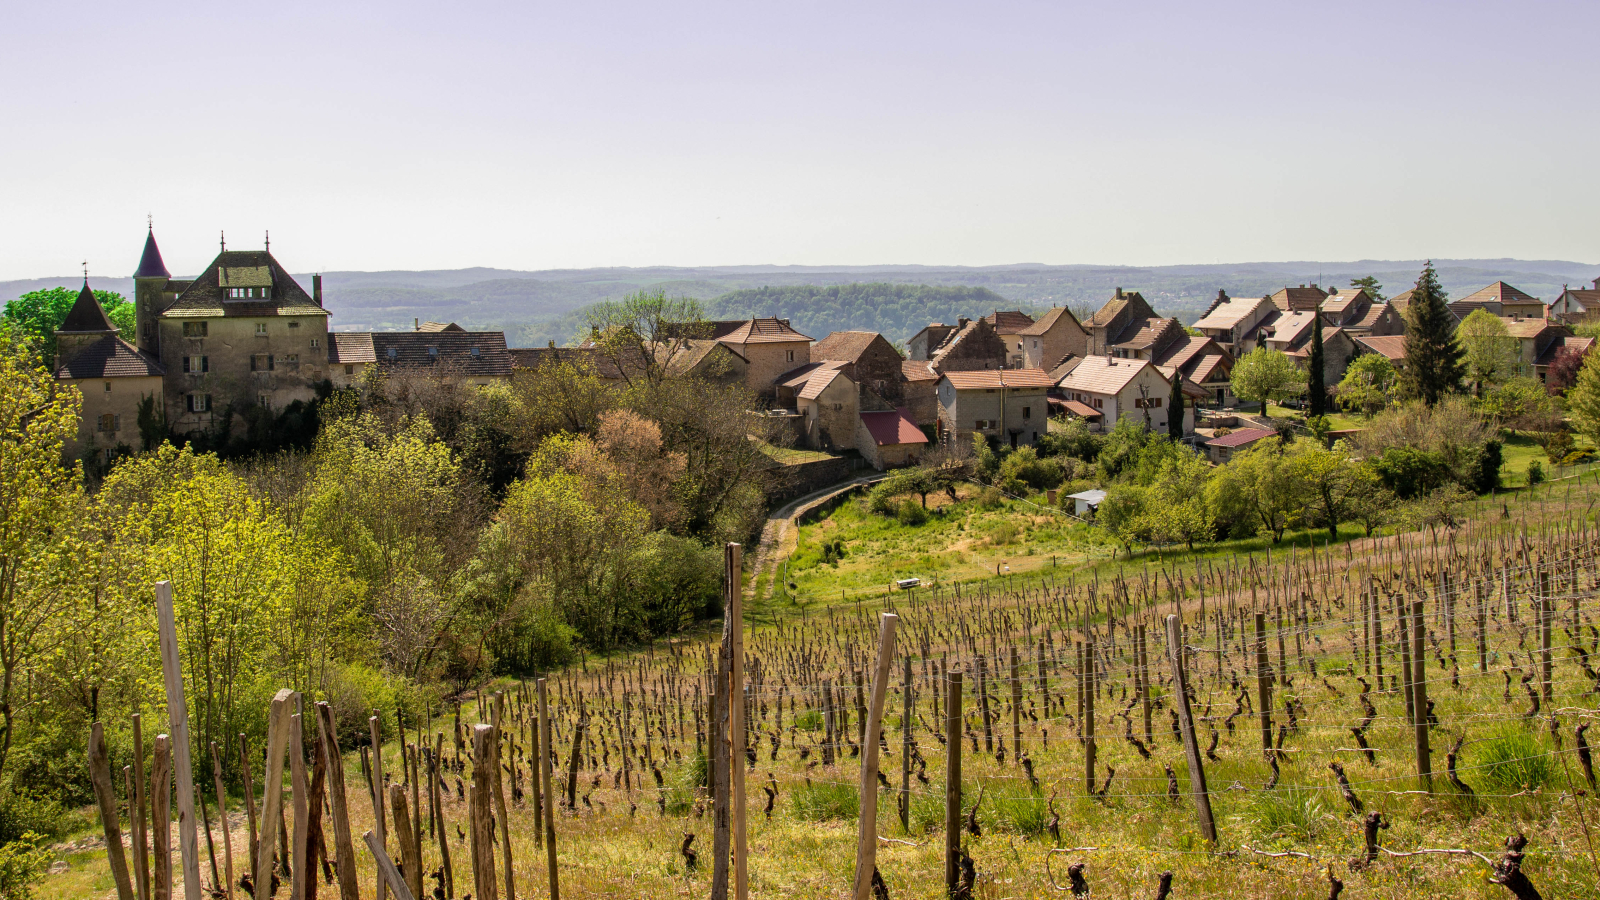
[746,471,886,605]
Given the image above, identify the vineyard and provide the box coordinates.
[66,483,1600,900]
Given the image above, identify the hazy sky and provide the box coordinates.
[5,0,1597,280]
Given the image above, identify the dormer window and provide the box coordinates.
[227,287,271,299]
[386,347,398,360]
[220,266,273,301]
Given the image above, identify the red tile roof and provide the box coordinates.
[859,407,928,446]
[812,330,884,363]
[1018,307,1082,336]
[941,369,1055,390]
[1060,399,1102,419]
[719,317,813,344]
[1055,356,1153,395]
[54,334,164,379]
[983,310,1036,334]
[901,359,939,382]
[1355,335,1407,361]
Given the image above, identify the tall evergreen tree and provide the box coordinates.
[1168,370,1184,441]
[1397,262,1466,406]
[1306,308,1327,416]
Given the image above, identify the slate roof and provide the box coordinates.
[983,310,1036,334]
[360,331,513,377]
[859,408,928,446]
[1084,290,1150,327]
[1321,289,1366,315]
[659,339,746,376]
[58,282,118,333]
[133,227,170,279]
[812,331,884,363]
[54,334,163,379]
[1111,317,1183,352]
[163,250,328,318]
[719,317,812,344]
[1206,427,1278,449]
[941,369,1055,390]
[1055,356,1153,395]
[1019,306,1082,336]
[1154,333,1212,370]
[1350,302,1394,330]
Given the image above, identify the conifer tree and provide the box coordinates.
[1168,370,1184,441]
[1306,308,1327,416]
[1397,262,1465,406]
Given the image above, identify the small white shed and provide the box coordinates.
[1067,489,1107,519]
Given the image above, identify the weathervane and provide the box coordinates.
[82,260,88,282]
[220,230,226,252]
[265,230,270,252]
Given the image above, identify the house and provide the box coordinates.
[329,329,514,388]
[1083,288,1161,357]
[1551,279,1600,325]
[936,368,1053,448]
[1503,319,1584,382]
[715,317,812,399]
[856,407,929,470]
[507,345,628,382]
[658,339,749,385]
[910,317,1009,371]
[900,359,941,427]
[776,361,859,451]
[1054,356,1194,435]
[1204,427,1278,463]
[812,331,908,406]
[1192,291,1279,357]
[1066,489,1106,519]
[1284,327,1361,396]
[1353,334,1407,369]
[1534,335,1595,381]
[415,321,466,333]
[1319,287,1405,338]
[1270,284,1330,311]
[1018,307,1089,370]
[983,310,1037,368]
[1154,333,1236,407]
[1450,282,1546,321]
[52,280,164,455]
[131,228,332,435]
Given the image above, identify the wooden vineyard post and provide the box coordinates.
[492,695,515,900]
[1138,625,1152,747]
[389,784,423,900]
[528,700,543,851]
[208,743,234,900]
[539,678,560,900]
[726,542,748,900]
[89,722,135,900]
[1411,599,1431,792]
[316,703,360,900]
[154,582,201,900]
[943,669,963,898]
[470,724,499,900]
[1165,615,1217,845]
[290,710,309,900]
[429,734,453,900]
[1009,645,1023,764]
[1372,586,1385,689]
[1476,580,1489,673]
[1083,637,1096,795]
[900,657,912,834]
[254,690,293,900]
[153,735,172,900]
[1254,613,1272,752]
[370,715,388,900]
[852,612,898,900]
[133,715,151,900]
[363,830,416,900]
[236,736,258,885]
[1540,572,1554,703]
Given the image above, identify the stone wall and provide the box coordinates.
[767,455,852,502]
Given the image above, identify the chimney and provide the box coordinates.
[958,317,970,329]
[1115,287,1124,299]
[1593,278,1599,290]
[313,273,323,307]
[1311,283,1319,291]
[414,317,420,331]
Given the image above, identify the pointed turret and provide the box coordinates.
[59,279,117,333]
[133,225,170,279]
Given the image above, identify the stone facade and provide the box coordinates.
[797,370,859,451]
[812,331,906,405]
[716,317,811,399]
[936,370,1052,448]
[51,282,165,456]
[1019,307,1089,370]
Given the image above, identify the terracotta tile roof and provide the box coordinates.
[983,310,1036,334]
[163,250,328,318]
[941,368,1055,390]
[1321,289,1365,315]
[1084,290,1150,327]
[364,331,513,377]
[58,282,118,333]
[1458,281,1542,307]
[1389,288,1415,309]
[1286,327,1343,358]
[1355,335,1407,361]
[901,359,939,382]
[719,317,812,344]
[1048,354,1085,382]
[1535,335,1594,367]
[1055,356,1152,395]
[777,360,846,389]
[416,321,466,333]
[329,332,377,364]
[1059,399,1101,419]
[811,330,883,363]
[54,334,163,379]
[1504,319,1557,339]
[859,407,928,446]
[1188,352,1229,384]
[1205,427,1277,449]
[1193,297,1269,331]
[660,339,745,376]
[798,368,849,400]
[1111,317,1181,351]
[1351,301,1393,329]
[1018,307,1081,336]
[1271,286,1329,310]
[1261,310,1317,346]
[929,319,983,364]
[1154,333,1210,369]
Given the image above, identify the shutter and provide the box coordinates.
[182,357,190,374]
[202,356,209,373]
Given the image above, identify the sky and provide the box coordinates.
[4,0,1597,280]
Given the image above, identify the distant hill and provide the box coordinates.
[6,258,1595,346]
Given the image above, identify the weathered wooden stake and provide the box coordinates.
[208,743,234,900]
[1412,599,1431,792]
[1254,612,1272,752]
[900,657,912,833]
[944,669,963,898]
[315,703,360,900]
[133,715,151,900]
[539,679,560,900]
[363,830,416,900]
[1166,615,1217,845]
[492,695,515,900]
[290,711,309,900]
[1008,645,1023,764]
[254,690,293,900]
[389,784,422,900]
[154,582,201,900]
[370,715,388,900]
[727,542,748,900]
[153,735,173,900]
[852,612,898,900]
[89,722,135,900]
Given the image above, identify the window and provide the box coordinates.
[386,347,398,360]
[255,323,268,336]
[103,381,112,393]
[1134,397,1164,409]
[344,365,354,375]
[786,349,795,362]
[227,287,269,299]
[1032,340,1039,349]
[310,338,319,349]
[1093,398,1103,409]
[182,355,208,374]
[974,419,994,430]
[182,321,208,338]
[470,347,481,358]
[187,393,210,413]
[251,354,274,372]
[288,320,301,328]
[427,346,439,360]
[98,414,118,432]
[258,394,272,409]
[1022,406,1032,419]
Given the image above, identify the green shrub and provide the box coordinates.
[896,501,929,527]
[1543,430,1575,463]
[791,780,858,821]
[983,520,1020,546]
[1476,727,1553,793]
[663,751,710,814]
[0,790,82,845]
[977,487,1005,509]
[1526,460,1545,486]
[1560,449,1594,467]
[0,833,50,900]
